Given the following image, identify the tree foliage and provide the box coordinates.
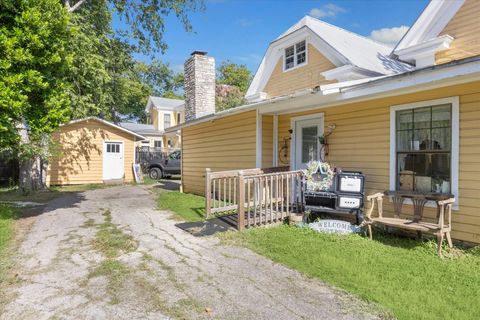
[0,0,72,153]
[215,61,253,111]
[217,61,253,93]
[65,0,204,54]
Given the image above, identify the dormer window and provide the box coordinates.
[284,40,307,71]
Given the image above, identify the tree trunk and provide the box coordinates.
[19,156,47,193]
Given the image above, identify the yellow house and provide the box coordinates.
[47,117,145,185]
[144,96,185,149]
[168,0,480,243]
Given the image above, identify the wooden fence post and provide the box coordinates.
[237,171,245,231]
[205,168,212,219]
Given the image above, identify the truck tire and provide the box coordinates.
[149,167,163,180]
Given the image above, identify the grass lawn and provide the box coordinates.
[0,183,108,203]
[157,190,205,222]
[0,204,17,283]
[221,225,480,320]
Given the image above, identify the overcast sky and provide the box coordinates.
[113,0,429,73]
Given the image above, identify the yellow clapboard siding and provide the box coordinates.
[263,44,336,98]
[48,119,136,185]
[436,0,480,64]
[182,111,257,195]
[275,80,480,243]
[263,115,274,168]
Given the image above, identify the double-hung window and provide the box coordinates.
[390,97,459,199]
[164,114,171,129]
[284,40,307,71]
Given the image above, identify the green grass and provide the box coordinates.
[141,176,158,185]
[0,183,107,203]
[0,205,17,282]
[91,209,138,258]
[221,225,480,320]
[157,191,205,222]
[88,259,132,304]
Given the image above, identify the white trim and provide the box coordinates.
[103,140,125,181]
[321,65,381,82]
[290,112,325,170]
[246,26,346,100]
[389,97,459,208]
[256,109,262,168]
[283,39,308,72]
[395,35,454,68]
[172,59,480,130]
[273,114,278,167]
[394,0,464,52]
[63,117,146,140]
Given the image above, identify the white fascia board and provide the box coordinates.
[245,27,347,99]
[246,92,268,103]
[321,65,382,81]
[395,35,454,67]
[258,59,480,115]
[144,98,154,113]
[63,117,147,140]
[395,0,464,51]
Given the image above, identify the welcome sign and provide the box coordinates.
[309,219,362,235]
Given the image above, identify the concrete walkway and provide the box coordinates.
[1,185,379,320]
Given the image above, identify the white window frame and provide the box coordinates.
[283,40,308,72]
[389,96,459,208]
[164,113,171,129]
[154,140,162,148]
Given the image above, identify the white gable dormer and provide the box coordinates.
[246,16,411,102]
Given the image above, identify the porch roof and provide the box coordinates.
[165,55,480,133]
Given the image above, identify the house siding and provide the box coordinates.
[436,0,480,64]
[263,44,336,98]
[275,80,480,243]
[48,119,136,185]
[181,111,257,195]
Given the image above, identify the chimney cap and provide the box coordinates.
[191,50,208,56]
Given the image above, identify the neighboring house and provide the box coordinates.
[118,122,163,148]
[167,0,480,243]
[145,96,185,149]
[47,117,145,185]
[119,96,185,150]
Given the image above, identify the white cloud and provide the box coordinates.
[369,25,409,47]
[309,3,346,19]
[234,53,262,65]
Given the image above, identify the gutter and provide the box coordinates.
[167,55,480,132]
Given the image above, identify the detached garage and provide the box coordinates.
[47,117,145,185]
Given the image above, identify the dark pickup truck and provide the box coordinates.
[146,150,181,179]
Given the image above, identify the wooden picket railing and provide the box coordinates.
[205,168,263,218]
[205,167,304,230]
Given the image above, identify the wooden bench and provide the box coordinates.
[365,192,455,256]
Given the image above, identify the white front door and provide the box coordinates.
[293,116,324,170]
[103,141,124,180]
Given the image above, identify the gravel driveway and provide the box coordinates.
[1,185,379,320]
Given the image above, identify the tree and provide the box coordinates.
[216,61,253,111]
[64,0,204,54]
[135,60,184,99]
[217,61,253,93]
[0,0,72,152]
[0,0,72,190]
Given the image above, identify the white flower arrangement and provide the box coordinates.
[303,161,335,191]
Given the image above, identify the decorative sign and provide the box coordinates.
[132,164,144,183]
[309,219,361,235]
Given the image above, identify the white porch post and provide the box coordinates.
[273,114,278,167]
[256,109,262,168]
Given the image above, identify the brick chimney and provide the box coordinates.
[184,51,215,121]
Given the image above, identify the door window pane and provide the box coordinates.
[301,126,318,163]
